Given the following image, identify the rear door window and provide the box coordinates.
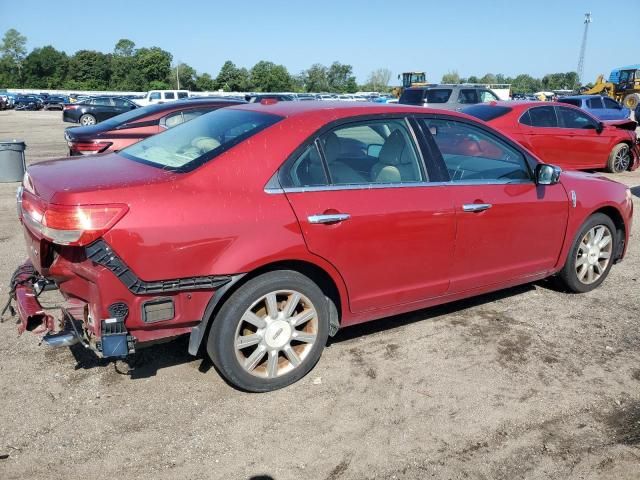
[149,92,161,101]
[586,97,603,109]
[558,98,581,107]
[457,89,479,104]
[164,92,175,100]
[177,91,189,99]
[521,106,558,127]
[479,90,499,102]
[399,89,426,105]
[93,97,113,106]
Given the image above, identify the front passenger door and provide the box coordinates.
[419,116,568,293]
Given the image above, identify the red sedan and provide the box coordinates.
[64,98,243,155]
[13,102,634,391]
[463,101,639,173]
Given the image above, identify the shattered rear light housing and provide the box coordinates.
[20,189,128,246]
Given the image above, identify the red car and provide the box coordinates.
[64,98,243,155]
[463,101,639,173]
[12,102,634,391]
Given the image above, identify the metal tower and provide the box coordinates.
[577,12,592,84]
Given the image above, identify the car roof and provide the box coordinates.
[558,95,598,100]
[478,100,593,113]
[405,84,486,91]
[227,100,476,121]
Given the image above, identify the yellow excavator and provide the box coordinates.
[582,65,640,109]
[392,72,428,98]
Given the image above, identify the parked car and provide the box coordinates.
[43,96,68,111]
[246,93,295,103]
[399,85,500,110]
[62,96,139,125]
[13,102,633,392]
[64,98,244,155]
[558,95,631,121]
[463,102,639,173]
[0,94,7,110]
[135,90,190,106]
[14,95,43,110]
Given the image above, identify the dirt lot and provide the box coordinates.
[0,110,639,480]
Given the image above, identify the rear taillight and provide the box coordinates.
[63,104,79,110]
[20,190,128,246]
[68,141,113,155]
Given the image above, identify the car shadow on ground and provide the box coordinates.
[67,281,555,380]
[630,185,640,198]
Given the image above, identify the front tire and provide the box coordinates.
[607,143,631,173]
[207,270,329,392]
[79,113,96,126]
[558,213,616,293]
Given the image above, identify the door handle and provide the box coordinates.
[462,203,492,213]
[308,213,351,224]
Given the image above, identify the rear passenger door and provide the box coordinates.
[555,106,611,169]
[91,97,115,121]
[279,117,456,314]
[518,106,568,165]
[418,115,568,292]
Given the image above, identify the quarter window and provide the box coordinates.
[556,107,598,129]
[149,92,161,101]
[163,111,184,129]
[479,90,499,102]
[521,106,558,128]
[421,118,530,182]
[279,143,328,188]
[177,91,189,99]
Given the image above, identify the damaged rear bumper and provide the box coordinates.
[10,261,55,335]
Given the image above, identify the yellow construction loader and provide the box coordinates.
[582,65,640,109]
[392,72,428,98]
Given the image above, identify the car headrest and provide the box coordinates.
[378,130,410,166]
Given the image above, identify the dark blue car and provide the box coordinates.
[558,95,630,121]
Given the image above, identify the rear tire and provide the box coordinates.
[558,213,617,293]
[607,143,631,173]
[79,114,96,126]
[207,270,329,392]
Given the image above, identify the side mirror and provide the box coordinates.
[596,122,604,134]
[535,164,561,185]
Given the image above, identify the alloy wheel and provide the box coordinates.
[613,145,630,172]
[234,290,318,378]
[575,225,613,285]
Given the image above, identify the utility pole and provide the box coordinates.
[577,12,592,85]
[176,62,180,90]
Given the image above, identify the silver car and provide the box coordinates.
[399,85,500,111]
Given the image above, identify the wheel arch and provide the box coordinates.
[591,205,627,261]
[188,258,346,356]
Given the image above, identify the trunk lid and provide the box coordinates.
[26,153,178,204]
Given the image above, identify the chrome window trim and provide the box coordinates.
[264,179,533,194]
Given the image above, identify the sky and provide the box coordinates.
[0,0,637,85]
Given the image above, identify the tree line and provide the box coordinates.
[441,70,582,93]
[0,29,393,93]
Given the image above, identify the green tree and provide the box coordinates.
[0,28,27,86]
[170,62,197,90]
[214,60,252,91]
[479,73,497,84]
[22,45,68,88]
[135,47,172,89]
[511,74,542,94]
[364,68,392,91]
[467,75,480,84]
[327,61,356,93]
[66,50,111,89]
[250,61,292,92]
[303,63,329,92]
[441,70,460,84]
[114,38,135,57]
[195,72,216,91]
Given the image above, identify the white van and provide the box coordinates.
[135,90,190,106]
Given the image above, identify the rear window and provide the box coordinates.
[121,109,282,171]
[399,89,426,105]
[462,104,512,121]
[557,98,581,107]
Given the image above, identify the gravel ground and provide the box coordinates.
[0,110,639,480]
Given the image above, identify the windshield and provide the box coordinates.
[462,104,512,121]
[121,108,282,171]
